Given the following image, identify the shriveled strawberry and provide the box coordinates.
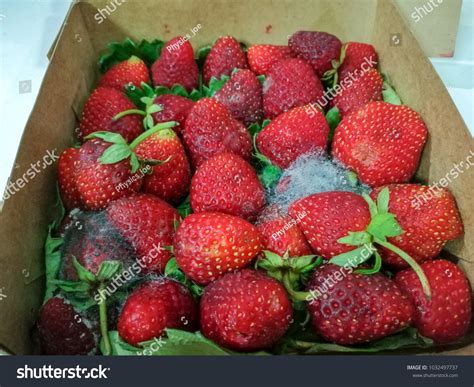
[203,36,248,84]
[190,152,265,220]
[200,269,292,351]
[174,212,263,284]
[263,58,324,119]
[118,279,197,346]
[106,194,180,273]
[183,98,252,168]
[289,191,371,259]
[38,297,97,355]
[307,264,414,345]
[288,31,342,77]
[152,94,194,136]
[331,68,383,117]
[213,69,263,126]
[75,139,142,211]
[58,148,81,210]
[247,44,293,76]
[151,36,199,92]
[338,42,378,82]
[78,87,143,143]
[98,55,150,91]
[134,128,191,205]
[332,101,428,187]
[396,259,471,344]
[371,184,463,268]
[256,104,329,169]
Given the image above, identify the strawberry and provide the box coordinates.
[395,259,471,344]
[190,152,265,220]
[288,31,342,77]
[203,36,248,84]
[37,297,97,355]
[247,44,293,76]
[307,264,414,345]
[213,69,263,126]
[98,55,150,91]
[151,94,194,136]
[256,213,312,257]
[338,42,378,82]
[332,101,428,187]
[200,269,292,351]
[256,105,330,169]
[134,128,191,205]
[331,68,383,118]
[118,279,197,346]
[183,98,252,168]
[174,212,263,284]
[106,194,180,273]
[263,58,324,119]
[289,191,371,259]
[58,148,81,210]
[78,87,143,143]
[151,36,199,92]
[74,139,142,211]
[61,211,136,281]
[370,184,463,268]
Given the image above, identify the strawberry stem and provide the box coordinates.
[98,284,111,355]
[129,121,177,149]
[375,239,431,299]
[282,273,311,302]
[112,109,146,121]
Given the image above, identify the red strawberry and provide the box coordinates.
[332,101,428,187]
[263,58,324,119]
[256,214,312,257]
[75,139,142,211]
[203,36,248,84]
[37,297,97,355]
[106,194,180,273]
[118,279,197,346]
[307,264,414,345]
[183,98,252,168]
[338,42,378,82]
[395,259,471,344]
[61,211,136,281]
[370,184,463,268]
[190,152,265,220]
[331,69,383,118]
[288,31,342,77]
[213,69,263,126]
[98,55,150,91]
[134,128,191,205]
[151,36,199,92]
[247,44,293,76]
[58,148,81,210]
[200,269,292,351]
[174,212,263,284]
[78,87,143,143]
[289,191,371,259]
[256,104,330,169]
[151,94,194,136]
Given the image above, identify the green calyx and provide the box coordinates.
[331,187,431,299]
[257,250,322,302]
[321,43,347,88]
[381,72,403,105]
[84,122,176,173]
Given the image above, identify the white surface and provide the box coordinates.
[0,0,473,194]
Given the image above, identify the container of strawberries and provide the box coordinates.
[0,0,472,357]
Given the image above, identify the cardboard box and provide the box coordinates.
[0,0,472,355]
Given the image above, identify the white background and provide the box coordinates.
[0,0,473,194]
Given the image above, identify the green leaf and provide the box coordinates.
[51,279,91,294]
[102,331,142,355]
[43,223,64,303]
[96,261,122,282]
[196,45,211,69]
[338,231,372,246]
[202,74,230,97]
[147,104,162,114]
[331,245,374,267]
[98,144,132,165]
[129,153,140,173]
[124,83,148,109]
[261,251,285,267]
[367,213,403,241]
[257,74,265,85]
[176,195,192,218]
[362,193,378,217]
[261,119,271,129]
[164,258,204,297]
[376,187,390,213]
[381,72,403,105]
[258,164,282,190]
[355,250,382,275]
[84,131,127,145]
[72,257,97,283]
[325,106,341,143]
